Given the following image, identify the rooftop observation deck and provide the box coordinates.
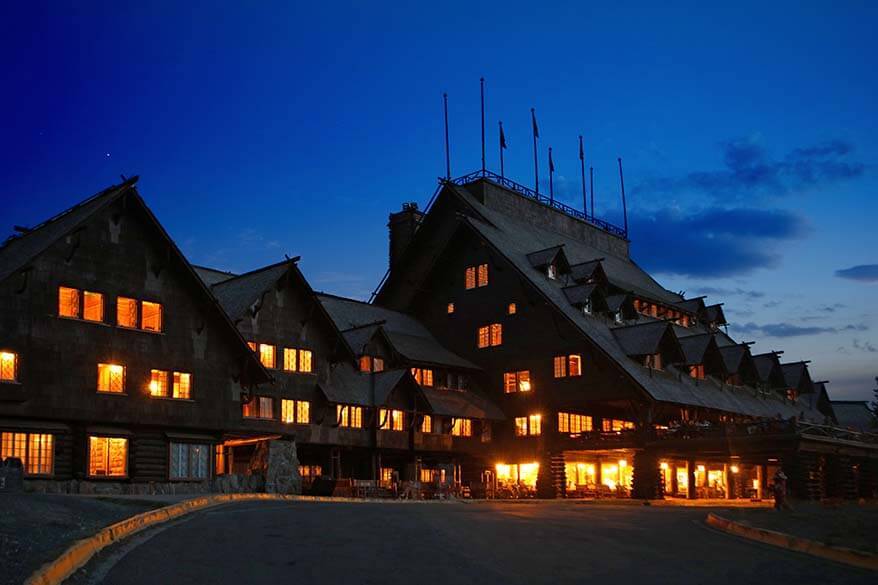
[451,169,628,239]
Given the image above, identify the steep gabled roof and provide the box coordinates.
[526,245,568,271]
[0,178,137,285]
[563,283,597,307]
[317,293,479,370]
[831,401,877,432]
[420,387,506,420]
[569,259,605,283]
[211,260,294,321]
[705,303,727,325]
[677,333,714,366]
[605,293,630,313]
[318,365,411,407]
[611,321,675,357]
[192,264,237,286]
[718,344,750,374]
[752,352,785,387]
[674,297,706,315]
[782,361,813,392]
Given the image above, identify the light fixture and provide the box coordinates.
[730,465,740,474]
[659,462,669,470]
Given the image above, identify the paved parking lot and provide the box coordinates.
[76,500,876,585]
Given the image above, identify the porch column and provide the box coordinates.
[687,459,696,499]
[724,464,731,500]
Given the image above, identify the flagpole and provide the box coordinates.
[579,135,586,216]
[618,157,629,237]
[480,77,486,173]
[499,121,505,179]
[549,147,554,203]
[443,93,451,180]
[590,166,594,217]
[531,108,539,194]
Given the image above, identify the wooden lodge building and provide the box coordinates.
[1,173,877,500]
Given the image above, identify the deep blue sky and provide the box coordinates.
[2,2,876,400]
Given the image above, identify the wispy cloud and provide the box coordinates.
[732,322,868,338]
[629,206,808,277]
[636,138,865,201]
[690,286,765,299]
[852,339,878,353]
[835,264,878,283]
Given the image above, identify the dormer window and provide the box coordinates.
[547,264,557,280]
[614,310,623,324]
[643,353,663,370]
[582,298,592,315]
[688,364,705,380]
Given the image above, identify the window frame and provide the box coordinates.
[58,286,81,319]
[140,300,164,333]
[87,435,129,479]
[82,290,105,323]
[0,351,18,383]
[503,370,531,393]
[97,363,127,394]
[1,431,54,476]
[168,441,211,481]
[553,354,582,378]
[116,296,139,328]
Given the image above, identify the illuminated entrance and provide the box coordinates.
[563,450,634,497]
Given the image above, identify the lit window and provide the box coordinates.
[117,297,138,328]
[490,323,502,346]
[478,326,490,348]
[558,412,593,435]
[169,442,209,480]
[258,396,274,418]
[547,264,557,280]
[447,303,455,314]
[451,418,472,437]
[504,370,530,393]
[0,351,18,382]
[259,344,276,369]
[299,350,313,373]
[337,405,363,428]
[554,355,582,378]
[297,400,310,423]
[689,365,705,380]
[644,353,663,370]
[280,399,310,424]
[97,363,125,393]
[602,419,635,432]
[215,445,227,475]
[359,356,372,373]
[141,301,163,332]
[516,415,541,436]
[478,324,502,348]
[285,349,299,372]
[88,436,128,477]
[58,286,80,318]
[582,298,592,315]
[410,368,434,386]
[529,414,541,436]
[149,369,169,397]
[379,408,404,431]
[173,372,191,399]
[299,465,322,479]
[508,303,517,315]
[247,341,257,352]
[477,264,489,287]
[83,291,104,322]
[465,267,476,290]
[421,415,432,433]
[515,416,528,436]
[1,432,54,475]
[373,357,384,372]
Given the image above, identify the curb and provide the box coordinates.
[25,493,457,585]
[705,512,878,571]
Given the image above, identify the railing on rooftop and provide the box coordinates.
[450,169,628,239]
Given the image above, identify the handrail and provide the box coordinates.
[450,169,629,239]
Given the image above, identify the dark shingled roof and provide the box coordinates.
[341,325,385,355]
[317,293,478,370]
[420,387,506,420]
[752,353,782,384]
[605,293,629,312]
[719,344,749,374]
[831,401,877,432]
[674,297,705,315]
[678,334,713,366]
[0,178,137,285]
[318,366,410,407]
[211,261,293,320]
[611,321,672,356]
[563,283,597,307]
[569,259,604,283]
[705,304,727,325]
[193,265,237,286]
[526,245,566,269]
[781,362,810,390]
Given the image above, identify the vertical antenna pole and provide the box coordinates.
[499,121,505,179]
[531,108,539,194]
[618,157,629,237]
[480,77,486,173]
[590,167,594,217]
[579,135,586,216]
[443,93,451,179]
[549,146,554,203]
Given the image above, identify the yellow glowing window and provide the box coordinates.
[299,350,313,373]
[285,349,299,372]
[421,415,432,433]
[141,301,163,332]
[558,412,593,434]
[58,286,80,318]
[465,267,476,290]
[0,351,18,382]
[281,399,295,423]
[553,356,567,378]
[515,416,528,436]
[215,445,227,475]
[299,464,322,478]
[495,462,539,488]
[149,369,169,397]
[410,368,434,386]
[1,432,54,475]
[568,355,582,376]
[281,399,310,424]
[504,370,531,393]
[529,414,541,435]
[602,419,635,432]
[88,436,128,477]
[477,326,490,348]
[97,363,125,393]
[447,302,455,314]
[117,297,138,328]
[477,263,489,287]
[451,418,472,437]
[242,400,256,418]
[247,341,257,352]
[297,400,310,423]
[82,291,104,322]
[379,408,404,431]
[508,303,517,315]
[173,372,191,399]
[337,404,363,428]
[259,344,276,369]
[490,323,502,345]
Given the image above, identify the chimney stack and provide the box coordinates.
[388,202,424,269]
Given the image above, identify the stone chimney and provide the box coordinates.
[388,202,424,269]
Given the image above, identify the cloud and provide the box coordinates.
[690,286,765,299]
[852,339,878,353]
[636,138,865,201]
[629,206,808,277]
[835,264,878,283]
[733,322,868,338]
